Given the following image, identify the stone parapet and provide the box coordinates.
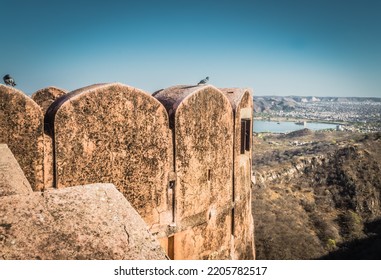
[0,85,44,190]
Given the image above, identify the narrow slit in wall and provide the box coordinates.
[168,235,175,260]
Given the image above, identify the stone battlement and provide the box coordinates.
[0,82,254,260]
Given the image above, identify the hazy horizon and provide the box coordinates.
[254,94,381,99]
[1,0,380,97]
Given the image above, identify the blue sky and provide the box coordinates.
[1,0,380,97]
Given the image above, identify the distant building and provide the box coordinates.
[336,124,344,131]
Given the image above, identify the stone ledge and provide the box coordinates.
[0,144,33,197]
[0,183,167,260]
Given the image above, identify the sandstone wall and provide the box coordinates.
[221,88,255,259]
[0,85,44,190]
[154,85,234,259]
[48,83,173,231]
[0,81,254,260]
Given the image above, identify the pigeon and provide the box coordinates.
[3,74,16,87]
[197,76,209,86]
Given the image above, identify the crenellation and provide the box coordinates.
[0,84,45,191]
[155,85,239,259]
[0,82,254,260]
[31,86,67,114]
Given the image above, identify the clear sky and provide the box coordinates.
[1,0,380,97]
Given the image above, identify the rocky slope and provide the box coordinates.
[252,130,381,259]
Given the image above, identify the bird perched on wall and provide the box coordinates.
[3,74,16,87]
[197,76,209,86]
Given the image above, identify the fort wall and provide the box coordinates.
[0,82,254,260]
[0,85,45,191]
[45,83,173,230]
[155,85,234,259]
[221,88,255,259]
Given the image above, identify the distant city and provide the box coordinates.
[254,96,381,133]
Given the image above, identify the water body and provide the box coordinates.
[254,120,337,133]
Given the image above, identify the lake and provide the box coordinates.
[253,120,337,133]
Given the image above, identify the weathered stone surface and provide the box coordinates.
[30,87,67,190]
[0,183,167,260]
[43,134,54,189]
[234,157,255,258]
[31,87,67,190]
[154,85,234,259]
[221,88,255,259]
[31,86,67,114]
[0,85,44,191]
[47,83,172,231]
[0,144,33,197]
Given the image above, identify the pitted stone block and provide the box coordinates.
[0,85,44,191]
[155,85,234,259]
[47,83,173,229]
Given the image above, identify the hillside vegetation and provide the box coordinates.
[252,130,381,259]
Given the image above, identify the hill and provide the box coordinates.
[252,130,381,259]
